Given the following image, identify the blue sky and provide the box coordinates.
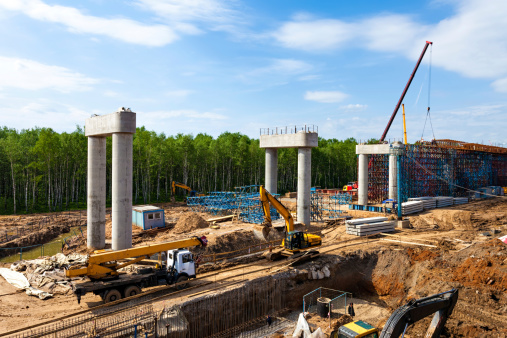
[0,0,506,145]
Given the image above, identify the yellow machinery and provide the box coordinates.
[259,185,321,260]
[66,236,208,303]
[66,236,207,280]
[171,181,205,197]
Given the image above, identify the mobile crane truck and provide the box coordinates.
[65,236,207,303]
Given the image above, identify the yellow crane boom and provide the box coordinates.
[66,236,207,280]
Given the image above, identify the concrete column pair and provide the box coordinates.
[86,109,135,250]
[265,147,312,226]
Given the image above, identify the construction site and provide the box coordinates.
[0,43,507,338]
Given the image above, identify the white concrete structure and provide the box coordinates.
[297,148,312,226]
[356,142,404,205]
[265,148,278,194]
[260,129,318,226]
[358,154,368,205]
[85,108,136,250]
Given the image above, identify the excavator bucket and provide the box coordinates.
[253,222,271,241]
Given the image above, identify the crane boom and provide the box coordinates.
[380,41,432,142]
[66,236,207,279]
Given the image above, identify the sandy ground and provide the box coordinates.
[0,198,506,336]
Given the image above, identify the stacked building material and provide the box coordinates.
[408,197,437,210]
[453,197,469,205]
[401,201,424,215]
[435,196,454,208]
[345,217,396,236]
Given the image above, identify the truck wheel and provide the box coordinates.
[104,289,122,303]
[124,286,141,298]
[175,275,189,290]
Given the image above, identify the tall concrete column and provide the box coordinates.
[297,148,312,226]
[87,137,106,249]
[358,154,368,205]
[112,133,133,250]
[389,154,397,200]
[265,148,278,194]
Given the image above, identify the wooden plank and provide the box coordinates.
[379,232,438,243]
[380,238,437,248]
[206,215,235,223]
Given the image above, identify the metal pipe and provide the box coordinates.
[380,41,433,142]
[402,104,408,144]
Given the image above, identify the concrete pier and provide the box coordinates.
[87,136,106,249]
[265,148,278,194]
[112,133,133,250]
[358,154,368,205]
[85,108,136,250]
[389,154,397,200]
[260,128,318,226]
[297,148,312,226]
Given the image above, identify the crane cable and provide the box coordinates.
[420,43,436,141]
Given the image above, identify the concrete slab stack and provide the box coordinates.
[401,201,424,215]
[345,217,396,236]
[435,196,454,208]
[408,197,437,209]
[453,197,469,205]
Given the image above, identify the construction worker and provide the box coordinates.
[348,302,355,318]
[266,314,272,327]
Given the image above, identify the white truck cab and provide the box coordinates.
[167,249,196,279]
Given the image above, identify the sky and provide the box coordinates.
[0,0,506,145]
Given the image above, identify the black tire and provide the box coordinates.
[104,289,122,303]
[175,275,189,290]
[124,285,141,298]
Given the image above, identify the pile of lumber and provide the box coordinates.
[401,201,424,215]
[346,217,396,236]
[435,196,454,208]
[408,197,437,209]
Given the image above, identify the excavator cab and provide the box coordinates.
[284,231,310,250]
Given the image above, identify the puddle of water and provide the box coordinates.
[0,226,85,263]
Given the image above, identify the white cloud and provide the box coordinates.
[340,104,368,112]
[0,56,98,92]
[135,0,242,34]
[0,100,96,131]
[491,78,507,93]
[304,91,348,103]
[271,0,507,85]
[0,0,178,46]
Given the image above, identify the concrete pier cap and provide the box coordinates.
[355,141,405,205]
[85,107,136,250]
[259,125,318,226]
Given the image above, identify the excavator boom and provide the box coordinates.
[259,185,294,237]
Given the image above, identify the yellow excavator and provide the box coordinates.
[171,181,205,198]
[65,236,207,303]
[259,185,321,260]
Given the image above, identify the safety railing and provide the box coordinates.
[260,125,318,135]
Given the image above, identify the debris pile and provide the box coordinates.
[172,213,209,233]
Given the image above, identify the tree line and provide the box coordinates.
[0,126,360,215]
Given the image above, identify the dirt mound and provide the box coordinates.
[204,230,263,254]
[173,213,209,233]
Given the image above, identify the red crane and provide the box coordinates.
[379,41,433,142]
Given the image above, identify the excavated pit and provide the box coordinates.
[177,240,507,337]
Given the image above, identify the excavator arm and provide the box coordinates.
[66,236,207,280]
[259,185,294,238]
[172,181,192,195]
[380,289,459,338]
